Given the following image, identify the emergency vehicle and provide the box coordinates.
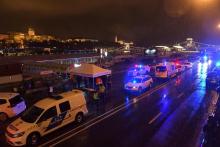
[124,75,153,93]
[155,62,177,79]
[175,63,185,73]
[6,89,88,146]
[0,93,26,122]
[182,62,193,68]
[127,65,150,77]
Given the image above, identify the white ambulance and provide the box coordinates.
[155,62,177,79]
[6,89,88,146]
[0,93,26,122]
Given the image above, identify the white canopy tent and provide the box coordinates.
[68,63,112,89]
[69,63,111,78]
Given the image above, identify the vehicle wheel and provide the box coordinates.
[75,113,84,124]
[138,87,143,93]
[0,113,8,122]
[27,132,40,146]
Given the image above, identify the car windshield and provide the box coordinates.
[129,78,142,83]
[21,106,44,123]
[156,66,167,72]
[130,67,136,71]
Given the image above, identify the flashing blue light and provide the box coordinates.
[139,65,142,68]
[203,56,208,61]
[208,60,212,65]
[125,97,129,103]
[216,62,220,67]
[163,94,167,99]
[133,80,137,84]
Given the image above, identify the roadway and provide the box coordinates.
[0,60,216,147]
[38,62,216,146]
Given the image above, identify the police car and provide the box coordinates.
[0,93,26,122]
[6,90,88,146]
[127,65,150,77]
[124,75,153,93]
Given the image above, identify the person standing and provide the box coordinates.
[98,84,106,103]
[71,75,77,89]
[49,86,54,96]
[93,91,100,113]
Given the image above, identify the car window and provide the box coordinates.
[146,77,151,81]
[143,78,148,81]
[59,101,70,113]
[21,106,44,123]
[9,95,23,107]
[156,66,167,72]
[171,65,175,70]
[38,106,57,123]
[129,78,142,83]
[0,99,7,105]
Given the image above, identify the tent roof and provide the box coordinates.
[70,63,111,78]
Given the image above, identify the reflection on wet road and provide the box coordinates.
[51,62,215,147]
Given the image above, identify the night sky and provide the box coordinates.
[1,0,220,45]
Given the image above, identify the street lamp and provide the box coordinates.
[217,24,220,29]
[193,0,215,8]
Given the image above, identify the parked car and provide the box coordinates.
[0,93,26,122]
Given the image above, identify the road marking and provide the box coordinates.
[148,112,162,125]
[177,92,184,98]
[40,80,172,147]
[44,68,198,146]
[50,100,133,147]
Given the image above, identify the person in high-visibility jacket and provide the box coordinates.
[98,84,106,102]
[93,91,100,112]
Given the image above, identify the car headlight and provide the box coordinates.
[12,132,25,138]
[133,86,137,89]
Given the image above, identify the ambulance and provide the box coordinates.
[155,62,177,79]
[6,90,88,146]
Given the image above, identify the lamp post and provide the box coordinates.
[217,24,220,29]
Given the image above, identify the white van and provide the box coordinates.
[155,62,177,79]
[0,93,26,122]
[6,90,88,146]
